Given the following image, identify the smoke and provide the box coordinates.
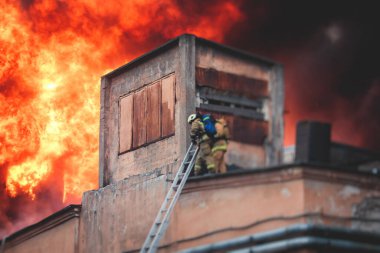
[225,0,380,150]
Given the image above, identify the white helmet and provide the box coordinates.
[187,114,197,124]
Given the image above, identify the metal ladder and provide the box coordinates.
[140,142,199,253]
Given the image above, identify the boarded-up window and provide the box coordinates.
[146,82,161,142]
[198,110,268,146]
[196,67,268,99]
[119,94,133,153]
[132,89,147,148]
[161,75,175,137]
[119,74,175,153]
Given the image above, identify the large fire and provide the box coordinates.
[0,0,243,236]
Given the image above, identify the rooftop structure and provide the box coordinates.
[99,34,284,187]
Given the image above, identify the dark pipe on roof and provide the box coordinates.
[179,223,380,253]
[230,236,380,253]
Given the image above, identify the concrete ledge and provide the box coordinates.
[3,205,81,248]
[184,163,380,193]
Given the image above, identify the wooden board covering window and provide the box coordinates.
[146,82,161,142]
[196,67,268,99]
[132,89,147,148]
[119,94,133,153]
[232,117,268,145]
[161,75,175,137]
[197,110,268,145]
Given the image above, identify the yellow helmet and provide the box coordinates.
[187,114,197,124]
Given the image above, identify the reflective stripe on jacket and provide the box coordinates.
[212,139,228,153]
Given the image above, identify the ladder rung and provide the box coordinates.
[141,144,196,252]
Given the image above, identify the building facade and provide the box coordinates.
[2,34,380,253]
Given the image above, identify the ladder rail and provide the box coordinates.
[148,145,199,252]
[141,143,199,253]
[170,143,195,188]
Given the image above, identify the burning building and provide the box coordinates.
[1,34,380,253]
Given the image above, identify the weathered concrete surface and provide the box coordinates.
[303,168,380,226]
[168,167,380,252]
[5,166,379,253]
[79,171,171,253]
[353,197,380,231]
[79,165,380,253]
[100,35,197,186]
[101,45,180,185]
[3,206,80,253]
[169,169,304,252]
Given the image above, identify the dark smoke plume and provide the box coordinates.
[226,0,380,150]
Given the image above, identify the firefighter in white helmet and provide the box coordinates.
[187,113,215,175]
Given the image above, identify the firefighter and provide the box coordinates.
[212,118,230,174]
[188,113,215,175]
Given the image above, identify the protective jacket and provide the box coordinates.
[212,118,230,153]
[190,118,210,143]
[190,118,215,174]
[212,118,229,174]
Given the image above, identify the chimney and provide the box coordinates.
[295,121,331,163]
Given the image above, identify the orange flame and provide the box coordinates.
[0,0,244,235]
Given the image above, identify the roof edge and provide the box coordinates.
[102,35,182,79]
[195,36,281,66]
[102,33,281,79]
[187,161,380,184]
[2,204,81,247]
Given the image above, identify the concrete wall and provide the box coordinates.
[100,46,178,185]
[100,35,196,186]
[168,167,380,252]
[195,41,284,168]
[4,217,79,253]
[169,169,304,252]
[303,168,380,227]
[80,166,302,253]
[79,165,380,253]
[79,172,170,253]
